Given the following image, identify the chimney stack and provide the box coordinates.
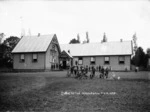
[68,50,70,53]
[38,33,40,37]
[120,39,123,42]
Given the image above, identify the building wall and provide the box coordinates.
[45,42,60,70]
[109,56,131,71]
[13,53,45,69]
[73,55,131,71]
[13,37,61,70]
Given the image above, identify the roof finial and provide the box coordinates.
[38,33,40,37]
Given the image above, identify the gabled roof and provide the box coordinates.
[61,50,73,58]
[12,34,56,53]
[60,41,132,56]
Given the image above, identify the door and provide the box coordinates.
[63,60,66,69]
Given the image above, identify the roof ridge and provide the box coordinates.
[60,40,132,45]
[22,34,55,37]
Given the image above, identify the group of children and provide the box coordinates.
[67,65,110,79]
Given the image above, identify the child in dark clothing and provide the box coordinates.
[74,65,77,76]
[105,67,109,78]
[90,66,95,79]
[100,66,104,79]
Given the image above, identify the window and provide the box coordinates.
[20,54,25,62]
[32,53,38,62]
[104,57,110,64]
[90,57,95,64]
[78,57,83,65]
[119,56,125,64]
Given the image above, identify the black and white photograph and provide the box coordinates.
[0,0,149,111]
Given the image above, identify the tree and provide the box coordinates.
[3,36,20,50]
[1,36,20,67]
[132,33,138,55]
[82,32,90,44]
[131,47,146,67]
[101,32,107,43]
[144,48,150,68]
[69,38,80,44]
[147,48,150,57]
[0,44,8,67]
[86,32,89,43]
[0,33,5,44]
[77,34,80,43]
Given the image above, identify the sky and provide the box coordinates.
[0,0,150,52]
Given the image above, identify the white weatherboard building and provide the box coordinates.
[12,34,133,71]
[60,41,133,71]
[12,34,61,71]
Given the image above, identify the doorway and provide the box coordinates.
[63,60,66,69]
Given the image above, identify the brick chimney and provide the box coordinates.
[38,33,40,37]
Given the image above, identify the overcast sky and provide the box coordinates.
[0,0,150,51]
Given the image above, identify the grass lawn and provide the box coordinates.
[0,71,149,112]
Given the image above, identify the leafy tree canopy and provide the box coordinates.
[131,47,147,67]
[101,33,107,43]
[3,36,20,50]
[69,38,80,44]
[0,36,20,67]
[147,48,150,56]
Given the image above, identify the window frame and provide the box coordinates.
[20,54,25,63]
[90,57,95,65]
[104,56,110,64]
[118,56,125,64]
[32,53,38,63]
[78,57,83,65]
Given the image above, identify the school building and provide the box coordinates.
[60,40,133,71]
[12,34,61,71]
[12,34,133,71]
